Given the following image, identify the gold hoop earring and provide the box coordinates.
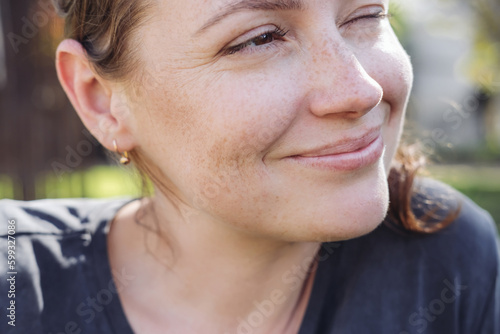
[113,139,131,165]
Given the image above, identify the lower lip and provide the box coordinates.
[285,135,385,172]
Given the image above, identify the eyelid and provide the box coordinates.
[221,25,288,56]
[217,5,387,57]
[339,5,387,26]
[226,25,284,48]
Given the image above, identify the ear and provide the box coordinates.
[55,39,135,152]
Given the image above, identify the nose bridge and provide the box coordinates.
[306,32,383,117]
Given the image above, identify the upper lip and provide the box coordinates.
[291,128,381,158]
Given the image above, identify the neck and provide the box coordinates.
[109,194,321,334]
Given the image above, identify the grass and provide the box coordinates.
[42,165,145,198]
[1,164,499,233]
[0,165,143,200]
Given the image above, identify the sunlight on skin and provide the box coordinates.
[56,0,413,333]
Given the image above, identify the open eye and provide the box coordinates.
[223,26,289,56]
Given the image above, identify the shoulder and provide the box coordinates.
[411,177,499,257]
[315,178,499,333]
[376,177,499,273]
[385,178,499,330]
[398,177,500,332]
[0,197,133,237]
[0,198,134,332]
[0,197,134,269]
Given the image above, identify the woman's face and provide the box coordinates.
[122,0,413,242]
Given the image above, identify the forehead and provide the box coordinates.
[170,0,309,17]
[153,0,388,27]
[160,0,303,17]
[150,0,303,38]
[142,0,392,50]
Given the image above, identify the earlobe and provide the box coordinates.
[55,39,131,151]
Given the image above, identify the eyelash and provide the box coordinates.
[222,11,389,56]
[342,11,390,28]
[223,26,289,56]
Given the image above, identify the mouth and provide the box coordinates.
[284,129,385,171]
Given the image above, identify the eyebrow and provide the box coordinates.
[195,0,305,36]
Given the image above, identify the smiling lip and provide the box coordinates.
[285,130,385,171]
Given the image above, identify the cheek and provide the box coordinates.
[130,65,298,206]
[365,34,413,113]
[362,36,413,169]
[190,73,299,203]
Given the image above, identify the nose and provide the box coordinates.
[305,36,383,119]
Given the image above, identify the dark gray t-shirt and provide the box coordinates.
[1,179,499,334]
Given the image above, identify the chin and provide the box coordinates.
[326,189,389,242]
[285,164,391,243]
[206,161,391,244]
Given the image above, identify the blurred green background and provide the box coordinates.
[0,0,499,233]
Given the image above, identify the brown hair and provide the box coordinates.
[388,144,459,233]
[53,0,152,81]
[53,0,459,234]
